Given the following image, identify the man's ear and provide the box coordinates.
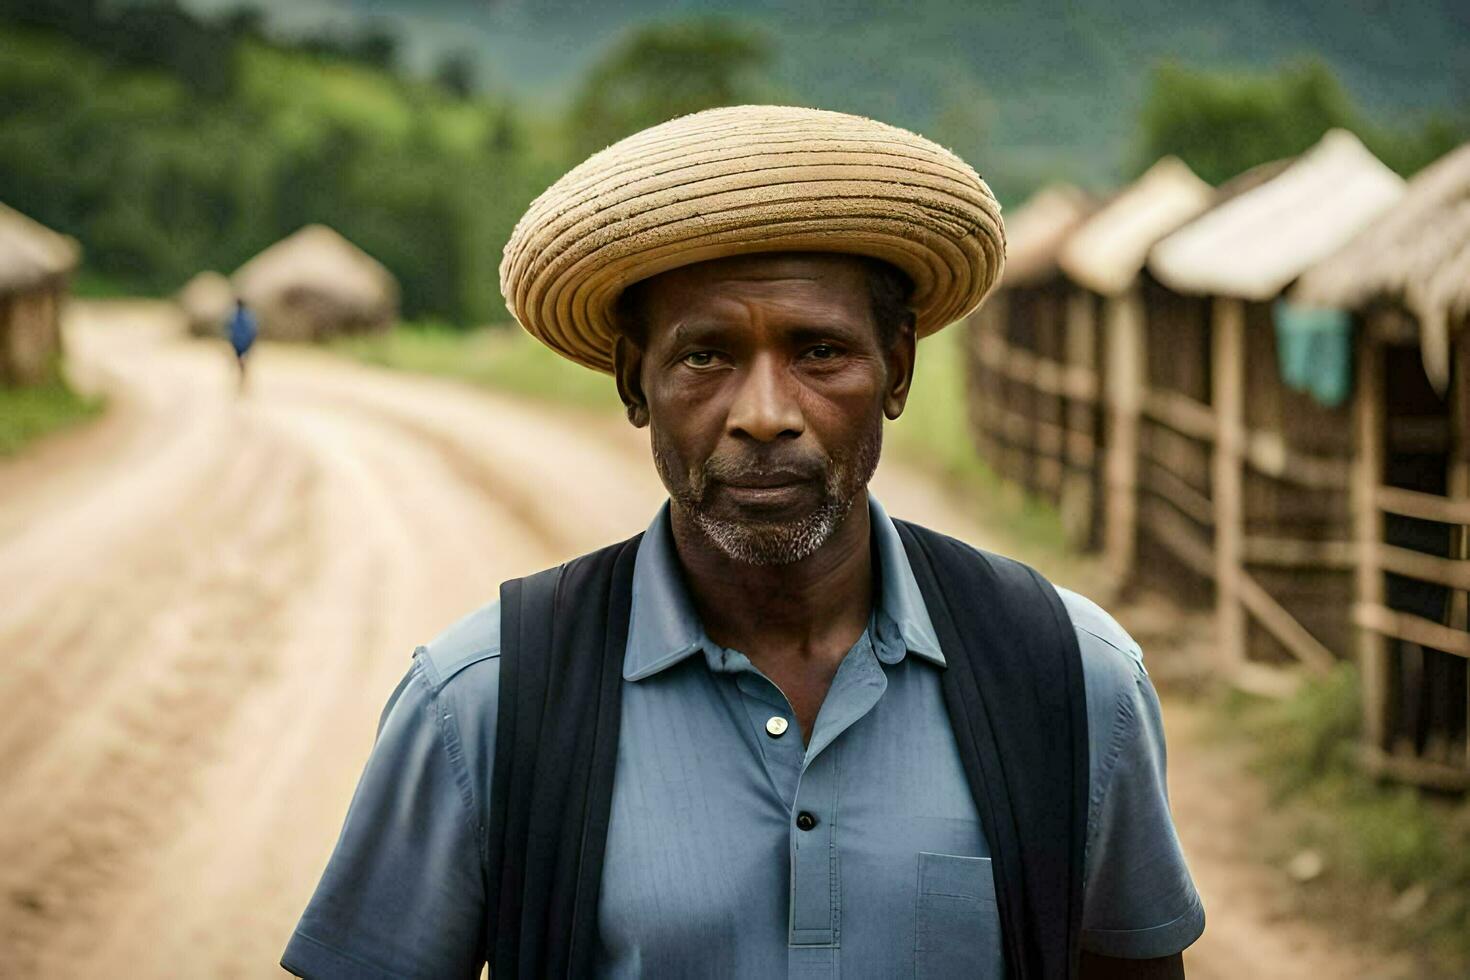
[883,314,917,420]
[613,335,650,428]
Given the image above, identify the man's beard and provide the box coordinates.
[653,420,882,567]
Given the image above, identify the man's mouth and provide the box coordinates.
[720,469,811,490]
[711,469,819,509]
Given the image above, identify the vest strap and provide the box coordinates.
[491,521,1088,979]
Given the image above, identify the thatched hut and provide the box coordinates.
[232,225,398,342]
[966,185,1095,538]
[0,203,80,386]
[1294,143,1470,789]
[177,270,235,339]
[1146,129,1405,694]
[1056,158,1214,577]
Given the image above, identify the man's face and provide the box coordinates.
[617,252,914,566]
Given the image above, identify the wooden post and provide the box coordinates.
[1062,288,1098,547]
[987,291,1021,488]
[1034,292,1063,500]
[966,308,993,464]
[1448,334,1470,767]
[1104,288,1144,585]
[1213,297,1247,674]
[1354,320,1389,750]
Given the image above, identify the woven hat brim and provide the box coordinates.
[501,106,1006,373]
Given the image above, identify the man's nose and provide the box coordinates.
[726,353,804,443]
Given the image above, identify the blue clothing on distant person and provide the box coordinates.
[282,496,1204,979]
[228,305,258,357]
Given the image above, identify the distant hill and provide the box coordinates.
[182,0,1469,196]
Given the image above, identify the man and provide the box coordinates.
[227,297,257,393]
[283,106,1203,979]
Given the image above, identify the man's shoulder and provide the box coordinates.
[1053,586,1147,700]
[1055,588,1144,667]
[414,597,503,696]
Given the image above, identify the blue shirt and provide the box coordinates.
[283,498,1204,979]
[228,306,258,355]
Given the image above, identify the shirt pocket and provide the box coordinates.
[915,852,1004,980]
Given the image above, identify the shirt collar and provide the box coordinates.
[622,494,945,682]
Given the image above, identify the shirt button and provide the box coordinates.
[765,716,789,738]
[796,811,818,831]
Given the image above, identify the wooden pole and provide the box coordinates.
[1446,334,1470,766]
[1104,288,1144,585]
[1034,292,1064,499]
[1354,320,1389,751]
[1213,297,1247,674]
[1062,288,1098,547]
[966,307,993,464]
[975,295,1009,478]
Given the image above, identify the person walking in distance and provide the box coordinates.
[226,298,257,393]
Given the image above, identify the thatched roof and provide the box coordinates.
[999,184,1094,289]
[1294,142,1470,390]
[176,270,235,338]
[1294,142,1470,319]
[0,202,80,294]
[1149,130,1405,301]
[232,225,398,341]
[1058,157,1213,296]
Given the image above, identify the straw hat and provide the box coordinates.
[500,105,1006,373]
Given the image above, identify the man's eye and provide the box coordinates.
[682,351,718,368]
[806,344,840,360]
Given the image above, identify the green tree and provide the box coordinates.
[1134,58,1468,184]
[435,51,478,99]
[1365,109,1470,178]
[567,17,778,159]
[1133,59,1358,185]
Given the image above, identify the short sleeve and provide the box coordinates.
[1080,655,1205,958]
[281,654,492,979]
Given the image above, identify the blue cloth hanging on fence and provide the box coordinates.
[1272,299,1352,408]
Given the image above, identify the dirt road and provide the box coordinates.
[0,302,1408,977]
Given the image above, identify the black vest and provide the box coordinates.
[487,521,1089,979]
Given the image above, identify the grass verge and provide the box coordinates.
[1220,668,1470,974]
[0,361,104,457]
[70,270,146,299]
[331,322,621,413]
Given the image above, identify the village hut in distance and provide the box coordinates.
[1056,157,1215,581]
[0,202,80,386]
[1146,128,1405,695]
[966,184,1096,542]
[1294,142,1470,790]
[232,225,398,342]
[176,270,235,339]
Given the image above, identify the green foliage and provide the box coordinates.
[1135,59,1469,184]
[566,17,779,158]
[1235,663,1362,794]
[0,23,545,326]
[1135,59,1356,183]
[0,10,785,329]
[0,0,238,98]
[0,360,103,456]
[435,51,479,99]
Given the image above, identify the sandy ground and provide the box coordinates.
[0,301,1414,977]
